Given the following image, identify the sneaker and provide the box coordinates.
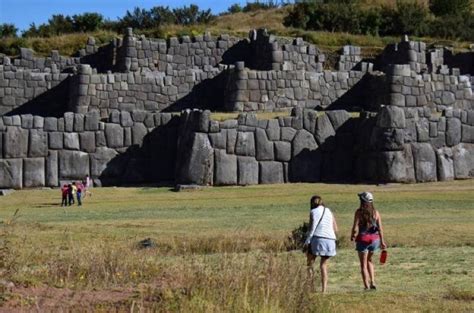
[370,285,377,290]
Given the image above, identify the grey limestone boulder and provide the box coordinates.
[411,143,437,182]
[105,124,124,148]
[214,149,237,185]
[255,128,274,161]
[259,161,284,184]
[132,123,147,146]
[176,132,214,185]
[314,114,336,149]
[446,118,461,147]
[461,125,473,143]
[46,151,58,187]
[376,106,406,128]
[274,141,291,162]
[292,129,318,157]
[121,111,133,127]
[73,114,84,132]
[266,119,280,141]
[64,112,74,132]
[29,129,48,157]
[48,132,63,150]
[21,114,33,128]
[379,145,415,182]
[23,158,45,187]
[436,147,454,181]
[209,132,227,149]
[281,127,297,142]
[59,150,90,180]
[0,158,22,188]
[79,132,96,153]
[326,110,350,131]
[64,133,80,150]
[44,117,58,131]
[235,132,256,156]
[226,129,237,154]
[90,147,119,178]
[4,127,28,158]
[238,156,259,185]
[84,111,100,131]
[303,110,317,134]
[452,144,474,179]
[33,116,44,129]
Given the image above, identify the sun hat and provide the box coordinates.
[358,192,374,203]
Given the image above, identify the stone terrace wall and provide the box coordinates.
[386,64,474,112]
[357,106,474,182]
[116,28,243,73]
[0,67,71,116]
[176,108,474,186]
[68,64,224,117]
[176,109,370,185]
[0,111,179,188]
[224,64,383,112]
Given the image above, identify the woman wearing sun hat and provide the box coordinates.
[350,192,387,290]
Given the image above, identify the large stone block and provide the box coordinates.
[80,132,96,153]
[238,156,258,185]
[259,161,284,184]
[44,117,58,131]
[326,110,350,131]
[266,119,280,141]
[0,158,22,188]
[48,132,63,150]
[461,125,473,143]
[105,124,124,148]
[436,147,454,181]
[132,123,147,146]
[209,132,227,149]
[314,114,336,149]
[255,128,274,161]
[214,149,237,185]
[23,158,45,187]
[446,118,461,147]
[4,126,28,158]
[90,147,120,178]
[376,106,406,128]
[64,132,80,150]
[453,144,474,179]
[411,143,437,182]
[235,132,256,156]
[292,129,318,157]
[29,129,48,157]
[59,150,90,180]
[46,151,58,187]
[379,145,415,183]
[84,111,100,131]
[274,141,291,162]
[73,114,84,132]
[176,132,214,185]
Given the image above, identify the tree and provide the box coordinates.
[72,13,104,32]
[119,7,154,29]
[227,4,243,14]
[47,14,74,35]
[429,0,471,16]
[0,23,18,38]
[150,6,175,25]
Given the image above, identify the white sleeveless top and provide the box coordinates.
[305,205,336,244]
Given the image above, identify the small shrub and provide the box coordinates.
[286,222,309,251]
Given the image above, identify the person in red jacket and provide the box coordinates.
[60,184,68,206]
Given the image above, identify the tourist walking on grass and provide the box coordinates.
[76,181,83,206]
[67,184,74,206]
[61,184,68,206]
[303,195,338,293]
[350,192,387,290]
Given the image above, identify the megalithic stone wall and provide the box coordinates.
[0,111,179,188]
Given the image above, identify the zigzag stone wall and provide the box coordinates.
[0,29,473,188]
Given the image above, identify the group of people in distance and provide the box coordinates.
[303,191,387,293]
[60,176,92,206]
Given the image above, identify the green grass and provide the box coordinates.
[0,181,473,311]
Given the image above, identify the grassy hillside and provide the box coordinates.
[0,181,472,311]
[2,5,473,58]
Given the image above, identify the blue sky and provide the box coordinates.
[0,0,251,31]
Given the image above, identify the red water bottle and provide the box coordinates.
[380,250,388,264]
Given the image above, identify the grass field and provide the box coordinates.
[0,181,473,311]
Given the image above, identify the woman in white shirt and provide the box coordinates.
[303,195,338,293]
